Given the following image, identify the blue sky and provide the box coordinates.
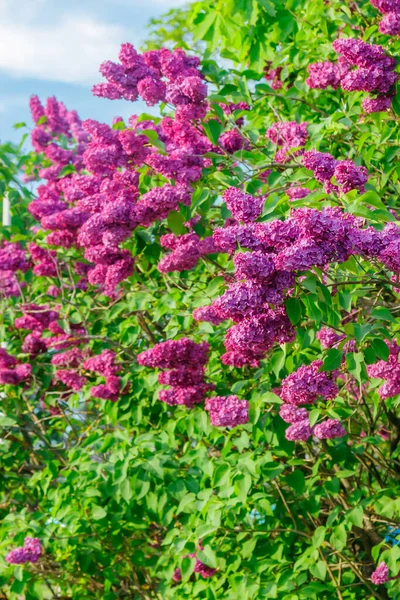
[0,0,187,144]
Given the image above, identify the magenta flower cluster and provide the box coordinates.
[367,341,400,399]
[0,242,30,298]
[277,360,345,442]
[303,151,368,195]
[266,121,309,163]
[0,348,32,386]
[205,395,249,428]
[137,338,213,407]
[5,537,42,564]
[371,561,389,584]
[93,44,207,116]
[307,38,398,113]
[370,0,400,36]
[158,233,218,273]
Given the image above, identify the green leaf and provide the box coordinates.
[320,348,343,372]
[197,545,217,569]
[92,506,107,520]
[371,306,396,322]
[167,210,186,235]
[256,0,276,16]
[346,506,364,528]
[312,527,326,548]
[202,119,223,145]
[310,560,327,581]
[285,297,303,325]
[371,339,390,361]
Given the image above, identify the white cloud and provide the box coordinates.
[0,13,135,85]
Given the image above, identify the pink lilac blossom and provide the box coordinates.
[287,187,310,201]
[158,233,216,273]
[316,327,343,349]
[0,354,32,384]
[332,38,396,70]
[306,61,343,89]
[367,342,400,399]
[223,188,264,223]
[313,418,347,439]
[91,376,121,402]
[285,420,312,441]
[159,384,213,407]
[192,305,225,325]
[219,130,249,153]
[279,360,339,405]
[362,95,393,113]
[380,12,400,34]
[205,395,249,427]
[83,350,119,376]
[138,338,209,369]
[6,537,42,564]
[279,404,309,423]
[56,369,86,391]
[371,562,389,584]
[371,0,400,12]
[264,62,283,89]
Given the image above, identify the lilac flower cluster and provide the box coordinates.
[28,47,214,296]
[266,121,308,163]
[307,38,397,113]
[137,338,212,407]
[158,233,218,273]
[200,199,390,366]
[333,38,397,113]
[29,95,88,171]
[0,242,30,298]
[264,62,283,89]
[93,44,207,119]
[371,561,389,584]
[0,348,32,385]
[367,341,400,399]
[277,360,345,442]
[223,187,264,223]
[5,537,42,564]
[84,350,122,402]
[370,0,400,36]
[303,151,368,195]
[205,395,249,427]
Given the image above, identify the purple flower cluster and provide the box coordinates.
[83,350,122,402]
[303,151,368,195]
[367,341,400,398]
[158,233,218,273]
[266,121,308,163]
[205,395,249,427]
[264,62,283,89]
[333,38,397,113]
[93,44,207,116]
[280,360,339,405]
[5,537,42,565]
[277,361,345,442]
[137,338,212,407]
[306,58,350,90]
[29,95,88,170]
[370,0,400,36]
[371,561,389,584]
[0,348,32,385]
[0,242,30,298]
[307,38,397,112]
[223,187,264,223]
